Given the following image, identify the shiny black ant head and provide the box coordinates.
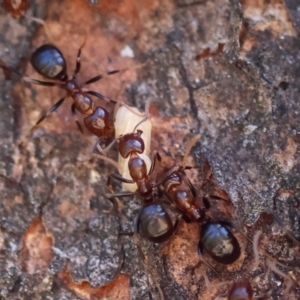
[136,203,175,243]
[119,131,145,158]
[198,221,241,264]
[31,44,68,81]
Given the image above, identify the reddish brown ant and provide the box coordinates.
[1,43,126,146]
[3,0,28,18]
[114,103,152,192]
[101,124,177,243]
[1,41,149,154]
[28,44,120,142]
[150,136,241,265]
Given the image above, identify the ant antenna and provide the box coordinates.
[198,252,220,277]
[93,134,123,156]
[182,134,201,169]
[23,15,54,43]
[133,98,151,133]
[90,153,121,173]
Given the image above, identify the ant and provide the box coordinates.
[3,0,28,18]
[102,123,177,243]
[1,43,141,148]
[28,43,119,143]
[152,139,241,265]
[113,103,152,192]
[102,126,176,300]
[27,43,148,150]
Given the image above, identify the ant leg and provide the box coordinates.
[85,62,148,85]
[95,134,123,155]
[197,250,220,276]
[73,38,87,77]
[24,77,59,87]
[202,196,211,210]
[0,63,23,78]
[118,231,134,236]
[185,178,198,199]
[106,191,135,199]
[1,61,62,88]
[86,91,144,116]
[110,173,135,184]
[86,90,116,103]
[71,104,84,134]
[133,97,152,132]
[112,82,125,120]
[0,63,59,87]
[34,96,66,126]
[90,136,122,156]
[155,165,182,186]
[147,150,161,176]
[84,70,122,85]
[73,48,82,76]
[134,240,163,300]
[91,153,120,172]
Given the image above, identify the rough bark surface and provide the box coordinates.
[0,0,299,299]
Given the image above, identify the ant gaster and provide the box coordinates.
[198,221,241,265]
[227,279,253,300]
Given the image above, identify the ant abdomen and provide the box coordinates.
[137,203,175,243]
[31,44,67,81]
[199,221,241,264]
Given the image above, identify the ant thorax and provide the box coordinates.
[114,105,152,192]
